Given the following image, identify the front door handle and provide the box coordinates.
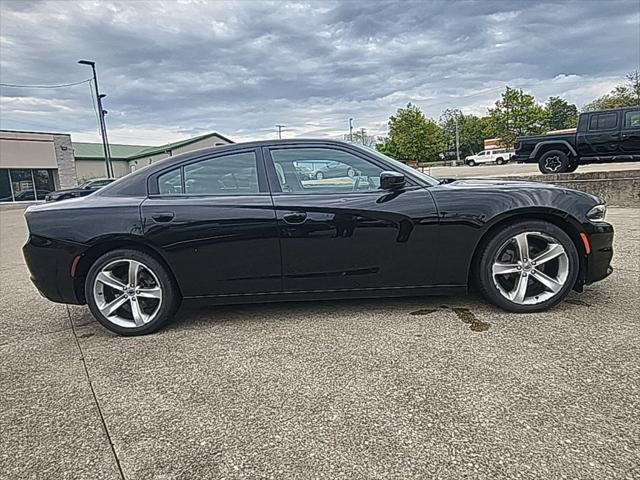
[282,212,307,224]
[151,212,175,223]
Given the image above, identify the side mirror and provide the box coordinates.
[380,171,405,190]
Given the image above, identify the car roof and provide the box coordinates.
[137,139,355,173]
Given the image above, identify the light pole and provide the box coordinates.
[349,118,354,142]
[78,60,112,178]
[454,117,460,166]
[276,124,285,140]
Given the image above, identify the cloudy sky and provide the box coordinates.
[0,0,638,145]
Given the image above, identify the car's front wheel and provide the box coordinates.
[85,249,180,335]
[476,221,579,312]
[467,159,476,166]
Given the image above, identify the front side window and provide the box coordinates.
[157,151,259,195]
[270,147,383,193]
[589,112,618,131]
[624,110,640,128]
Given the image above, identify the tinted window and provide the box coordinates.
[589,113,618,130]
[87,179,112,188]
[158,168,183,194]
[270,147,383,193]
[624,110,640,128]
[184,151,258,195]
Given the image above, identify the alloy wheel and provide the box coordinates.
[93,259,163,328]
[544,155,562,172]
[491,231,569,305]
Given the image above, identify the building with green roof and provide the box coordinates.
[0,130,233,201]
[73,132,234,181]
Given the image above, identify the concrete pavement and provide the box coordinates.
[422,161,640,179]
[1,207,639,479]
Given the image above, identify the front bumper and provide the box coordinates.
[583,222,614,285]
[23,235,88,304]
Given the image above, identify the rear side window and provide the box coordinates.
[158,169,183,194]
[624,110,640,128]
[589,112,618,131]
[157,151,259,196]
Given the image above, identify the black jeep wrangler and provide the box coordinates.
[513,106,640,174]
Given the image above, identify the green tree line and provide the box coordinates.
[377,70,639,163]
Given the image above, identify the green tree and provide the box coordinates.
[583,70,640,111]
[439,109,492,159]
[377,103,444,163]
[487,87,547,147]
[544,96,578,130]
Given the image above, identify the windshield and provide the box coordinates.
[356,145,440,186]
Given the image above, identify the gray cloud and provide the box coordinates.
[0,0,638,144]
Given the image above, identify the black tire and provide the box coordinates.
[475,220,579,313]
[85,248,180,336]
[467,160,476,166]
[496,157,504,165]
[566,162,579,173]
[538,150,570,174]
[347,167,356,177]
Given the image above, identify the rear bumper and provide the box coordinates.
[22,235,88,304]
[513,154,534,164]
[583,223,614,285]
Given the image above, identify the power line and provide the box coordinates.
[0,78,92,89]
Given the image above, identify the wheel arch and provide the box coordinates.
[467,208,588,291]
[73,236,181,303]
[530,141,577,160]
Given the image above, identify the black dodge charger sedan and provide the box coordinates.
[23,140,614,335]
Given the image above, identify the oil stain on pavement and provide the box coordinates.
[410,305,490,332]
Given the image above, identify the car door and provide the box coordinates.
[620,109,640,157]
[581,111,621,157]
[263,144,440,292]
[141,148,281,298]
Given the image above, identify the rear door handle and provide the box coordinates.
[151,212,175,223]
[282,212,307,224]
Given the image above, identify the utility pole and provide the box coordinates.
[454,117,460,166]
[505,85,510,147]
[349,118,354,142]
[276,124,285,140]
[78,60,112,178]
[360,128,366,145]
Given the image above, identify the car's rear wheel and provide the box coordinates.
[315,171,324,180]
[538,150,570,174]
[85,249,180,335]
[496,157,504,165]
[566,162,579,173]
[476,221,579,312]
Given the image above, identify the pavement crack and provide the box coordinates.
[410,305,490,332]
[66,305,126,480]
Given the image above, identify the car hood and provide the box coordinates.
[439,178,562,189]
[433,177,601,204]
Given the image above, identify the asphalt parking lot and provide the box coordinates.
[1,206,639,480]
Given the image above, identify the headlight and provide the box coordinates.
[586,204,607,222]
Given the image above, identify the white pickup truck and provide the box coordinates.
[464,149,514,166]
